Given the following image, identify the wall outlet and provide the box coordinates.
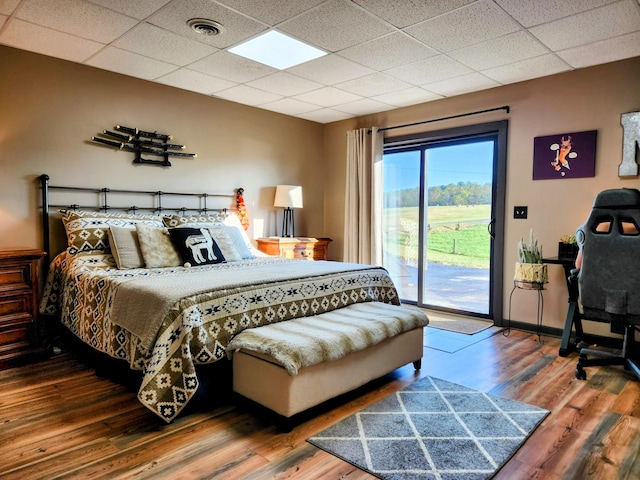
[514,206,528,219]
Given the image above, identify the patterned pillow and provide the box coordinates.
[60,209,163,256]
[168,228,226,266]
[162,214,225,228]
[135,223,182,268]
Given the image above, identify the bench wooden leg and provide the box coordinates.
[413,359,421,370]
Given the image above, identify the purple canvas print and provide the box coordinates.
[533,130,597,180]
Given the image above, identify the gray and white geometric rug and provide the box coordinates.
[308,376,549,480]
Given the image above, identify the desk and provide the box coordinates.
[543,255,583,356]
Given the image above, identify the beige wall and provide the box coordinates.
[324,56,640,332]
[2,44,639,332]
[0,46,324,252]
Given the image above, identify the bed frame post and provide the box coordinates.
[40,174,51,268]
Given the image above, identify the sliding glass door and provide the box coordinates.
[381,122,507,319]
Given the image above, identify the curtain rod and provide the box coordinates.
[369,105,510,133]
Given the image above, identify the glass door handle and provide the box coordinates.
[488,218,495,239]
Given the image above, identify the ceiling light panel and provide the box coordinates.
[228,31,327,70]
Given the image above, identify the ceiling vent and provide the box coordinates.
[187,18,224,36]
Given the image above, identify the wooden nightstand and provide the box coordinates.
[256,237,332,261]
[0,248,46,369]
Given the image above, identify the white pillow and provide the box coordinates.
[107,226,144,269]
[135,224,181,268]
[225,226,255,259]
[223,213,256,259]
[208,226,242,262]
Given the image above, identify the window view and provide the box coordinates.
[382,139,495,316]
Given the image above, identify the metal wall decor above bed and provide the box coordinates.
[90,125,197,166]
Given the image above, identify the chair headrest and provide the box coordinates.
[593,188,640,209]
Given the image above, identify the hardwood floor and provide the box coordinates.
[1,328,639,479]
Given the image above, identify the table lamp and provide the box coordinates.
[274,185,303,237]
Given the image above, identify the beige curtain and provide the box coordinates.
[344,127,384,265]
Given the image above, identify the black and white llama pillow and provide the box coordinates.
[168,227,226,266]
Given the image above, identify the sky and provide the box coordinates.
[383,140,494,192]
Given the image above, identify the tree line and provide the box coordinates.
[384,182,492,207]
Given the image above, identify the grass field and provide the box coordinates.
[383,204,491,268]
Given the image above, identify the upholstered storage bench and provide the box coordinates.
[228,302,428,418]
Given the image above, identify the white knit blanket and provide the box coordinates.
[227,302,429,375]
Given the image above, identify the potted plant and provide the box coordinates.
[558,234,579,260]
[514,229,548,289]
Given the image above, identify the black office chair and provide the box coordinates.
[574,188,640,380]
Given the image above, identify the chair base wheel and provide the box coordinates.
[575,368,587,380]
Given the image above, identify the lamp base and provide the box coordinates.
[281,207,295,237]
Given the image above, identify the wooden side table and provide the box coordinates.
[256,237,332,261]
[0,248,46,369]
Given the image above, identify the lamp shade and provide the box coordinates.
[274,185,303,208]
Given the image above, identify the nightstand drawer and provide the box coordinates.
[0,324,31,349]
[0,262,33,293]
[0,293,33,352]
[0,293,33,321]
[292,245,315,260]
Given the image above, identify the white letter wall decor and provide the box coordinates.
[618,112,640,177]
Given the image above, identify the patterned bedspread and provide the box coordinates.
[40,252,400,422]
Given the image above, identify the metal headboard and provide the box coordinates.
[39,174,242,266]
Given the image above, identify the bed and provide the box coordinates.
[38,175,401,422]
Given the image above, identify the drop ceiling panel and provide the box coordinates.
[371,87,442,107]
[214,84,283,106]
[279,0,395,52]
[0,0,638,123]
[333,97,393,115]
[86,0,173,20]
[297,108,353,123]
[260,98,323,116]
[215,0,326,25]
[424,72,500,97]
[481,53,570,84]
[293,86,363,107]
[156,68,236,95]
[448,31,549,70]
[113,23,218,66]
[336,73,412,97]
[386,56,474,85]
[337,32,439,71]
[529,1,640,51]
[405,0,521,52]
[246,72,324,97]
[0,19,103,62]
[353,0,476,28]
[287,54,374,85]
[557,30,640,68]
[85,46,178,80]
[495,0,619,28]
[0,0,20,15]
[15,0,138,44]
[189,50,276,83]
